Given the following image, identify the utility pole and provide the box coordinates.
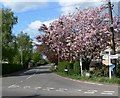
[108,0,115,55]
[108,0,116,73]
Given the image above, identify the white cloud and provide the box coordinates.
[28,21,42,32]
[43,19,57,27]
[24,19,57,39]
[58,0,104,14]
[24,21,42,38]
[58,0,120,14]
[1,0,48,12]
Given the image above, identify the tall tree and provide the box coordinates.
[2,8,18,63]
[16,32,33,67]
[36,5,119,68]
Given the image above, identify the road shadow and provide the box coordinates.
[2,64,53,77]
[20,94,41,98]
[2,94,41,98]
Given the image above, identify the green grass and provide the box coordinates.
[55,72,120,85]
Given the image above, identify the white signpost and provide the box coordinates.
[80,58,83,76]
[108,54,118,79]
[102,49,119,79]
[109,54,118,59]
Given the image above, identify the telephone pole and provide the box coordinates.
[108,0,116,73]
[108,0,116,55]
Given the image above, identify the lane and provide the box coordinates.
[2,64,119,96]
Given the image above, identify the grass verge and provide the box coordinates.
[54,71,120,85]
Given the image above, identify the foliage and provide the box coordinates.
[56,61,80,75]
[50,65,56,72]
[2,8,18,63]
[90,65,109,77]
[16,32,33,67]
[116,57,120,78]
[67,62,74,74]
[12,51,21,64]
[57,61,70,72]
[37,5,119,63]
[73,61,80,75]
[37,42,58,64]
[55,72,120,84]
[2,63,22,75]
[39,59,48,65]
[32,51,42,63]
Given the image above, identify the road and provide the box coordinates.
[1,64,119,97]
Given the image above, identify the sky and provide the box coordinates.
[0,0,119,43]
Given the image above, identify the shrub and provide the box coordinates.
[68,62,74,74]
[39,59,48,65]
[73,61,80,75]
[2,63,22,75]
[50,65,55,72]
[92,65,109,77]
[57,61,70,72]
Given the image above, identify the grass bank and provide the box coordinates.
[54,72,120,85]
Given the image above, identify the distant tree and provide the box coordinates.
[2,8,18,63]
[32,51,42,63]
[16,32,33,67]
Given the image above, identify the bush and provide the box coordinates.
[39,59,48,65]
[92,65,109,77]
[50,65,56,72]
[57,61,81,75]
[68,62,74,74]
[2,63,23,75]
[57,61,70,72]
[73,61,80,75]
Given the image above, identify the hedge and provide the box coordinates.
[73,61,81,75]
[56,61,81,75]
[57,61,70,72]
[2,63,23,75]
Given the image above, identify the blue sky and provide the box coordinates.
[0,0,119,42]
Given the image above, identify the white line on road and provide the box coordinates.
[8,84,19,88]
[78,89,82,91]
[103,91,115,93]
[96,83,103,86]
[84,91,95,94]
[46,87,55,90]
[26,75,34,79]
[42,89,50,91]
[101,92,113,95]
[56,88,68,91]
[84,82,95,85]
[87,90,98,92]
[34,87,42,90]
[101,91,115,95]
[23,86,31,89]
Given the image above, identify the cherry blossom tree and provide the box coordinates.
[36,5,119,66]
[36,42,58,64]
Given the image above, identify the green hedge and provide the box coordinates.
[73,61,80,75]
[67,62,74,74]
[57,61,70,72]
[39,59,48,65]
[57,61,81,75]
[2,63,23,75]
